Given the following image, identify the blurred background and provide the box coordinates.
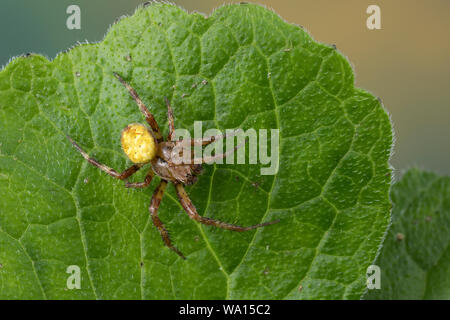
[1,0,449,177]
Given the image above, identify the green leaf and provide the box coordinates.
[365,169,450,300]
[0,3,392,299]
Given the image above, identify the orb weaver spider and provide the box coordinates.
[67,72,279,259]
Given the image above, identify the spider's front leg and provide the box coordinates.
[113,72,163,142]
[164,97,176,141]
[175,184,280,231]
[149,180,186,259]
[67,135,142,180]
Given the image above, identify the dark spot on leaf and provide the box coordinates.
[396,233,405,241]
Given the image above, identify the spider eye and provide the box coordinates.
[121,123,157,164]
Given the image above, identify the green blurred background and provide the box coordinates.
[1,0,449,177]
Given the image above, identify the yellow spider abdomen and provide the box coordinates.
[121,123,157,164]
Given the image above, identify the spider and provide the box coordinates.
[67,72,279,259]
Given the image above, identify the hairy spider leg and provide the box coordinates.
[113,72,163,142]
[164,97,176,141]
[67,135,142,179]
[179,129,243,147]
[150,180,186,259]
[188,137,249,164]
[125,170,154,188]
[175,183,280,231]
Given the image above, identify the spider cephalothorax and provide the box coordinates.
[67,72,279,259]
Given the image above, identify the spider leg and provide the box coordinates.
[125,170,154,188]
[150,180,186,259]
[187,137,248,164]
[67,135,142,179]
[164,97,176,141]
[179,129,243,147]
[175,183,279,231]
[113,72,163,142]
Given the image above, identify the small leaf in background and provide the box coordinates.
[365,169,450,300]
[0,3,392,299]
